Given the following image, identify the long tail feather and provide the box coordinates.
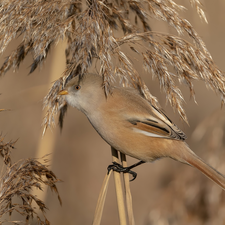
[184,149,225,190]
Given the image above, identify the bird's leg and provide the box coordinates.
[107,160,145,181]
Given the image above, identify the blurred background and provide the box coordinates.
[0,1,225,224]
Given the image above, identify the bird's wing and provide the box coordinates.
[114,87,187,141]
[127,116,185,140]
[150,105,187,140]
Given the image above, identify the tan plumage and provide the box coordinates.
[59,73,225,190]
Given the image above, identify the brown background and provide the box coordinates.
[0,1,225,224]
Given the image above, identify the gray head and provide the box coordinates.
[59,73,106,114]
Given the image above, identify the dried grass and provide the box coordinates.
[0,114,61,224]
[93,169,112,225]
[0,0,223,133]
[0,156,61,225]
[0,137,15,167]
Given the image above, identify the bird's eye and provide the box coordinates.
[75,85,81,90]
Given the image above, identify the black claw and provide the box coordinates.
[107,162,137,181]
[129,172,137,181]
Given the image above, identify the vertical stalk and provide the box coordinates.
[111,147,127,225]
[93,170,112,225]
[120,153,135,225]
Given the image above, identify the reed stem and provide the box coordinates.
[111,147,127,225]
[120,153,135,225]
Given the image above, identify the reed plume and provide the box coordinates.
[0,111,61,224]
[0,0,224,132]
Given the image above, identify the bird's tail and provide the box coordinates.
[179,147,225,190]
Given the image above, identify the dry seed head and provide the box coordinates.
[0,156,61,224]
[0,0,223,132]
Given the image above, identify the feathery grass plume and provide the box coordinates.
[0,156,62,225]
[0,137,16,167]
[0,109,14,167]
[189,0,208,23]
[0,0,224,131]
[116,32,225,121]
[0,111,61,224]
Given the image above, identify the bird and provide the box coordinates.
[58,73,225,190]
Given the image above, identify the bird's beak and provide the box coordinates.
[58,90,68,95]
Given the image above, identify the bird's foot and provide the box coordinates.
[107,162,137,181]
